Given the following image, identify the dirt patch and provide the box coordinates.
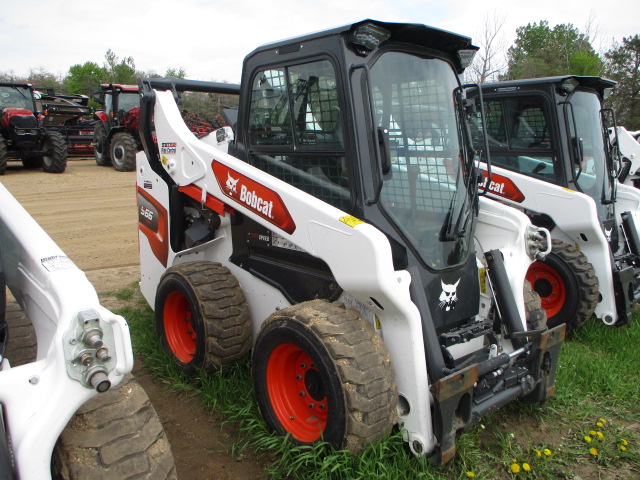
[1,159,268,479]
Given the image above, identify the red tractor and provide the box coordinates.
[92,84,141,172]
[0,82,68,175]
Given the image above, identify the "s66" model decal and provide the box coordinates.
[137,187,168,267]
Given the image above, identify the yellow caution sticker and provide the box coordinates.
[162,155,169,166]
[478,267,487,294]
[339,215,365,228]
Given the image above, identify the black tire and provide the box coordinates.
[109,132,137,172]
[526,239,599,332]
[155,261,251,375]
[3,304,37,366]
[524,280,546,330]
[52,374,177,479]
[0,135,7,176]
[93,124,111,166]
[252,299,397,453]
[41,131,68,173]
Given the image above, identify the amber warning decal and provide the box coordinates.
[212,161,296,234]
[478,170,525,203]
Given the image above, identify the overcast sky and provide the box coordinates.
[1,0,637,84]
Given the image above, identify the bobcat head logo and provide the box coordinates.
[439,279,460,311]
[226,172,239,194]
[604,227,612,241]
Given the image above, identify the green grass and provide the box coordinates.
[114,287,640,479]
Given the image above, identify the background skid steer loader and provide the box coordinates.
[472,76,640,331]
[0,183,176,479]
[136,20,564,463]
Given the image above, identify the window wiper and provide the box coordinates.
[439,170,471,241]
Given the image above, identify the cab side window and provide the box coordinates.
[482,97,561,185]
[248,60,350,211]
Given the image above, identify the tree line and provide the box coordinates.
[0,50,186,109]
[467,19,639,129]
[1,21,639,129]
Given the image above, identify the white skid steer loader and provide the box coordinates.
[0,183,176,479]
[472,76,640,330]
[135,20,564,463]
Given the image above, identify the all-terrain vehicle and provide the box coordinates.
[92,83,142,171]
[0,82,68,174]
[136,20,565,463]
[471,76,640,330]
[36,88,95,157]
[0,183,176,479]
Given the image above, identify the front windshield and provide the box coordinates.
[0,85,35,110]
[118,92,140,113]
[370,51,474,270]
[569,90,613,219]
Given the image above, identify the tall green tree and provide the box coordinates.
[165,67,187,79]
[605,35,640,129]
[504,21,603,79]
[104,49,137,84]
[64,61,107,97]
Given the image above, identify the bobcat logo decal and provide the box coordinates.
[439,279,460,311]
[226,172,239,193]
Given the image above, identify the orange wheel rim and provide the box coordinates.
[526,262,566,318]
[266,343,328,442]
[163,290,196,363]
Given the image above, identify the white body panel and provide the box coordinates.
[614,126,640,186]
[479,163,619,323]
[616,182,640,233]
[138,89,542,455]
[0,182,133,480]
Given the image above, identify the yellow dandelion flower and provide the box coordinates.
[533,448,542,457]
[589,430,597,436]
[584,436,592,443]
[599,418,607,424]
[589,447,598,456]
[466,472,476,478]
[596,431,604,441]
[510,463,521,473]
[522,463,531,471]
[543,448,552,456]
[620,445,627,451]
[621,438,629,445]
[596,421,603,427]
